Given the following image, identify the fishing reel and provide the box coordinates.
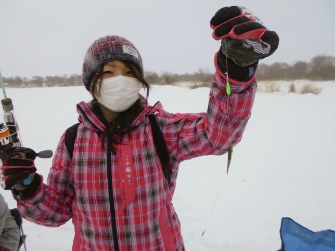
[0,123,53,160]
[0,122,13,152]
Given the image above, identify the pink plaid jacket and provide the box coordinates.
[16,72,256,250]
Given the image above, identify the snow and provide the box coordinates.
[1,81,335,251]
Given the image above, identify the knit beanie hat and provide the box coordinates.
[82,35,143,90]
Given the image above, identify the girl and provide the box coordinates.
[1,6,279,251]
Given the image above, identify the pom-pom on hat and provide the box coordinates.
[82,35,143,90]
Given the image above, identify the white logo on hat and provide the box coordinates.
[123,45,139,59]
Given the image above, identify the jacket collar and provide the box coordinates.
[76,96,164,133]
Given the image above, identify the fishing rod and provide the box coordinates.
[0,71,53,160]
[0,70,53,251]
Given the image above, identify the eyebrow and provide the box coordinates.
[104,62,131,71]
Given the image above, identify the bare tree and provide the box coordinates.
[144,70,161,85]
[161,71,177,85]
[31,76,44,87]
[308,55,335,80]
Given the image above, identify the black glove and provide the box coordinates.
[0,147,41,197]
[210,6,279,83]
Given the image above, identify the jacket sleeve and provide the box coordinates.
[0,194,7,232]
[0,194,20,250]
[156,71,257,163]
[14,133,74,227]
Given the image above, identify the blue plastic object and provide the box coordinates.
[22,175,33,185]
[279,217,335,251]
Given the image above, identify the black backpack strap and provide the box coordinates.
[64,119,171,188]
[10,208,22,228]
[148,114,171,188]
[65,123,79,159]
[10,208,26,249]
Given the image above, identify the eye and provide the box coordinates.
[102,71,113,76]
[126,70,134,76]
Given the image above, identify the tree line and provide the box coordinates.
[2,74,82,88]
[256,55,335,81]
[2,55,335,88]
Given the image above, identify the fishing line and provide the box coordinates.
[125,0,234,236]
[224,38,232,96]
[201,174,229,236]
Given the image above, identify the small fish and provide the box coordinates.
[227,147,233,173]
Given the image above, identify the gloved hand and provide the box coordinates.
[0,147,38,191]
[210,6,279,83]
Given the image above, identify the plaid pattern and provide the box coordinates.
[15,72,256,250]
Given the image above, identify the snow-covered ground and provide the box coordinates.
[1,81,335,251]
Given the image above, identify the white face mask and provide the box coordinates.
[97,76,142,112]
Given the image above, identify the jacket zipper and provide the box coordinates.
[107,139,120,251]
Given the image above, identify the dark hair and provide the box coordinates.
[88,60,151,153]
[88,60,150,100]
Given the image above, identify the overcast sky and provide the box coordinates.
[1,0,334,78]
